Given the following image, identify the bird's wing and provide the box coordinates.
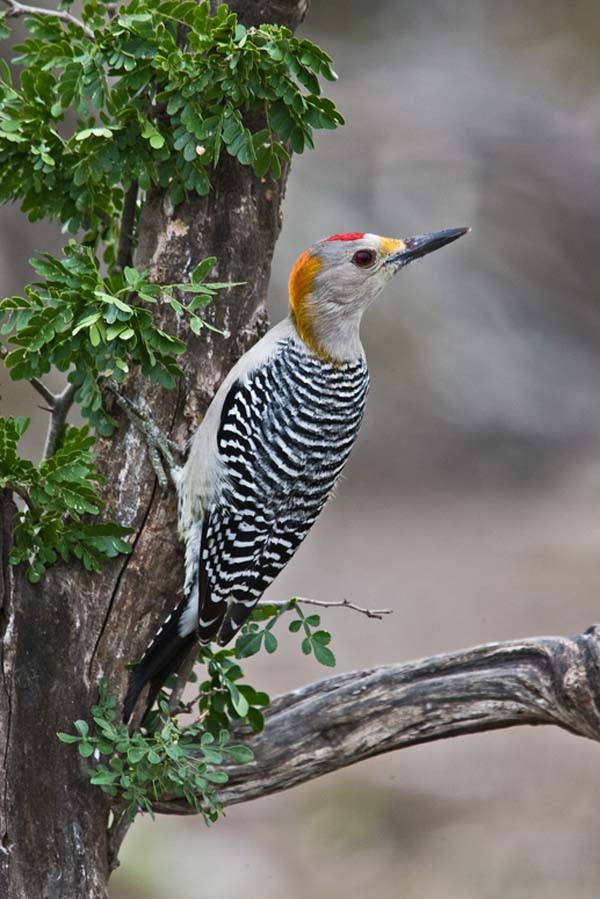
[196,364,318,644]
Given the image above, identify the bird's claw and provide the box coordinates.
[107,383,185,492]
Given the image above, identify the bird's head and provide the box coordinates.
[289,228,469,363]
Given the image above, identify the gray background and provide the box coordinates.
[2,2,600,896]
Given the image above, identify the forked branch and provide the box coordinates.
[0,345,76,458]
[154,626,600,814]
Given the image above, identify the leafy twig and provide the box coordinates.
[0,0,95,39]
[262,596,393,620]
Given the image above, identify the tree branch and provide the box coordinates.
[115,181,138,274]
[42,382,76,460]
[5,481,35,512]
[263,596,393,620]
[0,0,94,39]
[154,626,600,814]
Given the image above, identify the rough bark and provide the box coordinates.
[0,2,309,896]
[154,627,600,814]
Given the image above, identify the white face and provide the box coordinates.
[312,233,403,310]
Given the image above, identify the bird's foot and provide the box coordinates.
[107,383,185,493]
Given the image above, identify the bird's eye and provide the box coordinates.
[352,249,376,268]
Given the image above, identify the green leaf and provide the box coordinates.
[74,127,113,141]
[72,312,101,335]
[227,744,254,763]
[90,769,119,785]
[263,631,278,654]
[204,770,229,784]
[312,641,336,667]
[235,631,263,658]
[74,719,89,738]
[0,13,10,40]
[228,684,249,717]
[127,747,146,764]
[191,257,217,283]
[57,731,80,744]
[246,708,265,733]
[311,630,331,645]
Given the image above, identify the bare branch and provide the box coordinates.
[115,181,139,274]
[0,0,94,39]
[262,596,393,620]
[29,378,57,408]
[5,481,35,512]
[107,809,131,872]
[42,382,76,460]
[224,0,309,29]
[154,626,600,815]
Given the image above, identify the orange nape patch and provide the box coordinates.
[288,250,325,357]
[289,249,322,314]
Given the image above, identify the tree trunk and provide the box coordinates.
[0,2,308,895]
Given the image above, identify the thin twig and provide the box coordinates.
[261,596,393,620]
[175,692,204,716]
[115,181,139,274]
[43,382,76,460]
[1,344,61,408]
[29,377,57,408]
[5,481,35,511]
[0,0,95,39]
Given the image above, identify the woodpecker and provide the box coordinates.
[123,227,468,721]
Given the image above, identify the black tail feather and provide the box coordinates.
[123,599,196,724]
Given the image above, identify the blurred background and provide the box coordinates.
[3,0,600,896]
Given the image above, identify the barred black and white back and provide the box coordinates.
[197,332,368,644]
[123,320,369,720]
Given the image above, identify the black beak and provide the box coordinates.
[387,227,470,269]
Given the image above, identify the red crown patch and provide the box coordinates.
[322,232,365,243]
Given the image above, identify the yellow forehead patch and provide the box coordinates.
[379,237,405,256]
